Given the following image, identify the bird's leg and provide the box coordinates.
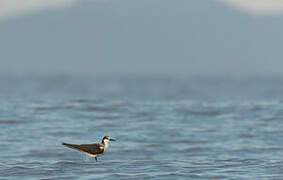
[95,157,98,162]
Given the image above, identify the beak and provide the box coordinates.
[110,139,116,141]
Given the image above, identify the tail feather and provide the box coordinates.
[62,142,80,150]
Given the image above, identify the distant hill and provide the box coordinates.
[0,0,283,76]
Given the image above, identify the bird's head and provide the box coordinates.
[102,136,116,143]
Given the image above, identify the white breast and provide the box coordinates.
[103,143,109,155]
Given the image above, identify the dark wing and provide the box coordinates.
[62,142,104,155]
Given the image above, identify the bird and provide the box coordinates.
[62,136,116,162]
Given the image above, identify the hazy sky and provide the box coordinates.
[1,0,283,76]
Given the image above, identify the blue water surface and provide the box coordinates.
[1,75,283,179]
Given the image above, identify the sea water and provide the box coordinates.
[1,75,283,179]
